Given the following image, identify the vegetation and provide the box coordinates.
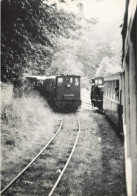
[2,0,122,88]
[1,0,80,86]
[1,91,61,187]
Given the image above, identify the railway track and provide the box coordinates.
[1,114,81,196]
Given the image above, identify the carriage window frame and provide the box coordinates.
[57,77,63,85]
[98,79,102,84]
[104,82,107,96]
[112,80,115,100]
[115,80,119,101]
[95,80,98,85]
[108,81,110,97]
[74,78,79,86]
[70,78,73,83]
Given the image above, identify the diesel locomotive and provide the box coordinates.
[26,75,81,110]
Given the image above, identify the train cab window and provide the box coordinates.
[74,78,79,86]
[98,79,102,84]
[57,78,63,85]
[70,78,73,83]
[95,80,98,85]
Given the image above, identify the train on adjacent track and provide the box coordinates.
[90,77,104,111]
[91,1,137,194]
[90,72,123,134]
[26,75,81,110]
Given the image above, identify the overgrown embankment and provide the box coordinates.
[1,91,62,188]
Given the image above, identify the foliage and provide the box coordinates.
[95,57,122,77]
[1,0,79,86]
[1,0,122,88]
[47,17,98,86]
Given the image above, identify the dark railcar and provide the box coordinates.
[90,77,104,110]
[26,76,38,90]
[54,75,81,109]
[27,75,81,110]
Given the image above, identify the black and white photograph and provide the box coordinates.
[1,0,137,196]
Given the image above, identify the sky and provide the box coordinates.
[55,0,126,23]
[45,0,126,32]
[82,0,125,21]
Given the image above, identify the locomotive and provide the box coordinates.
[26,75,81,110]
[90,77,104,111]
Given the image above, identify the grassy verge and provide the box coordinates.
[1,91,61,187]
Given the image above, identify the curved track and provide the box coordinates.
[1,114,81,196]
[48,114,81,196]
[1,117,63,195]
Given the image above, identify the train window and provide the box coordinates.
[107,82,109,97]
[98,79,102,84]
[70,78,73,83]
[110,81,112,98]
[112,81,115,99]
[58,78,63,84]
[105,82,107,96]
[115,80,119,101]
[108,81,111,97]
[74,78,79,86]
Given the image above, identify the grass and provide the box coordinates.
[1,91,61,187]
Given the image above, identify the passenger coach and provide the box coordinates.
[103,72,123,134]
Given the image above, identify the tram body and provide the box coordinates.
[103,72,123,133]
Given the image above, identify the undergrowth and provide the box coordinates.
[1,91,59,174]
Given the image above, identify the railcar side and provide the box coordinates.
[39,76,56,100]
[121,1,137,195]
[103,72,123,134]
[26,76,38,88]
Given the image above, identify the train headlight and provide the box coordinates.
[67,84,71,88]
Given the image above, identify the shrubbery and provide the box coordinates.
[1,0,79,86]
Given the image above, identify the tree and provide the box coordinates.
[1,0,79,86]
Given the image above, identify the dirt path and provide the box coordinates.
[54,104,126,196]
